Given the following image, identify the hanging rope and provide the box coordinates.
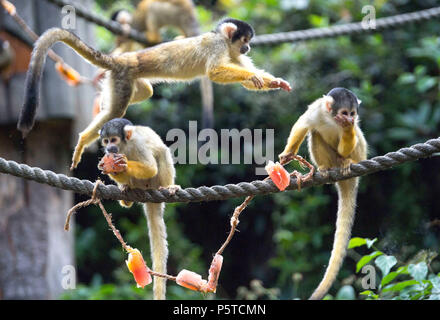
[0,137,439,203]
[45,0,440,46]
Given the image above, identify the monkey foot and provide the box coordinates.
[119,184,131,193]
[337,157,352,176]
[119,200,134,208]
[159,185,181,196]
[340,165,351,176]
[289,155,315,191]
[70,152,81,170]
[71,143,85,170]
[317,167,330,179]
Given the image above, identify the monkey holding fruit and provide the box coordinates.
[98,118,177,300]
[279,87,367,300]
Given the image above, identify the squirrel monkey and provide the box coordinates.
[279,88,367,300]
[108,1,215,128]
[97,118,177,300]
[17,18,291,170]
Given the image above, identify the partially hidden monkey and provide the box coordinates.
[97,118,177,300]
[131,0,200,43]
[17,18,291,170]
[279,87,367,300]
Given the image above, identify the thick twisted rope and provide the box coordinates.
[252,6,440,45]
[0,137,439,203]
[45,1,440,46]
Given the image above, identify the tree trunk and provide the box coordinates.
[0,0,95,299]
[0,122,74,299]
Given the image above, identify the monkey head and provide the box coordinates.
[100,118,134,154]
[323,87,361,128]
[216,18,254,57]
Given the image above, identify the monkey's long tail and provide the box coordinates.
[309,177,359,300]
[186,19,215,129]
[17,28,115,137]
[200,76,214,128]
[144,202,169,300]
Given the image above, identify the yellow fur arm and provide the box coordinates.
[208,64,257,84]
[240,71,277,91]
[280,117,309,156]
[126,160,158,179]
[109,160,158,185]
[338,126,357,158]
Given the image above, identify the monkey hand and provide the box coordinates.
[334,114,354,129]
[249,74,264,89]
[278,151,295,165]
[269,78,292,92]
[98,153,127,175]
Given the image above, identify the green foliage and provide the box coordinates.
[351,237,440,300]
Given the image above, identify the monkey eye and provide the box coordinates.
[350,111,356,116]
[241,36,250,44]
[110,137,120,144]
[102,138,109,145]
[341,110,349,116]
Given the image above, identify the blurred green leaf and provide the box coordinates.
[366,238,378,249]
[356,251,383,273]
[408,262,428,281]
[359,290,379,299]
[375,255,397,277]
[380,266,408,288]
[416,77,437,92]
[382,280,419,293]
[348,237,367,249]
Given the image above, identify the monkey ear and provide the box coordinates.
[219,22,237,40]
[357,99,362,105]
[124,125,134,141]
[322,95,334,113]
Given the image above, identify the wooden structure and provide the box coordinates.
[0,0,95,299]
